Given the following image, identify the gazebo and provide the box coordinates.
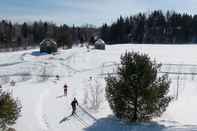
[94,39,106,50]
[40,39,57,54]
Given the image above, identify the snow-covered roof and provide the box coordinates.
[95,39,105,45]
[40,39,57,46]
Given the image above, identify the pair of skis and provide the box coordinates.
[59,113,90,128]
[78,105,97,121]
[60,105,97,129]
[73,113,89,128]
[73,105,97,128]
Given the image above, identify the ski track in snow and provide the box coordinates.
[35,87,51,131]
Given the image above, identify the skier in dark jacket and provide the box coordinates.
[71,97,78,115]
[64,84,68,96]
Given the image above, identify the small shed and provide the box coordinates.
[94,39,106,50]
[40,39,57,54]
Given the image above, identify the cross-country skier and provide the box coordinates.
[71,97,78,115]
[64,83,68,96]
[56,75,60,80]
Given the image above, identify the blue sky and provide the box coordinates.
[0,0,196,26]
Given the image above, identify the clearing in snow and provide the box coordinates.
[1,44,197,131]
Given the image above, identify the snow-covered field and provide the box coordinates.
[2,44,197,131]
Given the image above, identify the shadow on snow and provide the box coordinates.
[84,115,197,131]
[59,114,73,124]
[31,51,48,56]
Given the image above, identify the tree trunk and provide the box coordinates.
[133,86,138,121]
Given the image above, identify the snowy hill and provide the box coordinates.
[1,44,197,131]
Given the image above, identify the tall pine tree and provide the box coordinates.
[105,52,173,122]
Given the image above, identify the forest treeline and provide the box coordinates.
[100,10,197,44]
[1,10,197,51]
[0,20,97,51]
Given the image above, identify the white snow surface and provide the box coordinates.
[1,44,197,131]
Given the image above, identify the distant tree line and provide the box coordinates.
[100,10,197,44]
[1,10,196,50]
[0,20,97,51]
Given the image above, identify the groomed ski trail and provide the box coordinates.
[35,85,52,131]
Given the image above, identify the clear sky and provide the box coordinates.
[0,0,196,26]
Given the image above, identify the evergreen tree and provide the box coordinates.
[56,24,72,48]
[0,91,21,130]
[192,15,197,37]
[132,13,146,43]
[100,23,110,43]
[44,22,48,38]
[144,10,166,43]
[181,14,193,43]
[105,52,173,122]
[21,22,28,39]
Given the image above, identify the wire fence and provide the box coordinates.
[95,62,197,80]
